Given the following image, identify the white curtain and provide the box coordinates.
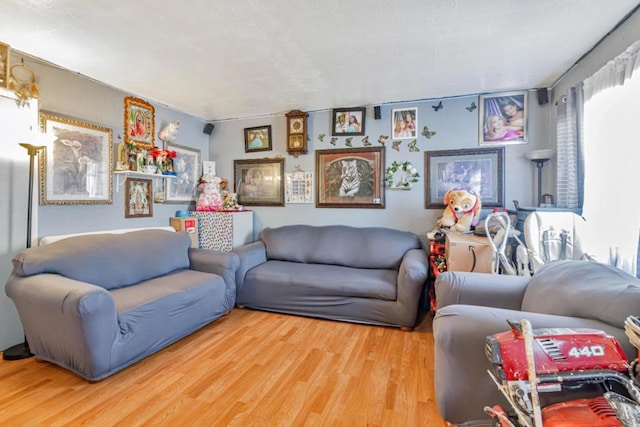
[581,39,640,275]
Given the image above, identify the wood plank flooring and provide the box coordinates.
[0,308,443,426]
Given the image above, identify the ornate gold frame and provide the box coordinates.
[124,96,155,150]
[0,41,9,89]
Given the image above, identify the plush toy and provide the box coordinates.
[196,174,223,211]
[158,120,180,143]
[437,188,482,233]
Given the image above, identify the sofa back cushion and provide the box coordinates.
[12,230,191,290]
[259,224,421,269]
[521,260,640,328]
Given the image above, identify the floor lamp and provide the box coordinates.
[2,142,45,361]
[525,149,555,207]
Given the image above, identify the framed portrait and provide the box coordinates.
[331,107,366,136]
[234,158,285,206]
[478,91,527,146]
[39,112,113,205]
[316,146,385,209]
[163,142,201,204]
[391,108,418,140]
[425,147,504,208]
[244,125,272,153]
[124,96,155,150]
[124,178,152,218]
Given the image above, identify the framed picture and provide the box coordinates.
[163,142,201,204]
[331,107,366,136]
[478,91,527,146]
[391,108,418,140]
[316,146,385,209]
[244,125,272,153]
[39,112,113,205]
[124,178,153,218]
[234,158,285,206]
[285,170,314,204]
[124,96,155,150]
[425,147,504,208]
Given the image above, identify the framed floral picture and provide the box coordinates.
[163,142,201,204]
[478,91,527,146]
[391,108,418,140]
[124,178,152,218]
[244,125,272,153]
[39,112,113,205]
[316,146,385,208]
[331,107,366,136]
[234,158,285,206]
[124,96,155,150]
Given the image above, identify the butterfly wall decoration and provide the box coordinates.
[318,133,326,142]
[392,140,402,152]
[407,140,419,152]
[362,136,371,146]
[378,135,388,146]
[345,137,353,147]
[432,101,443,112]
[329,137,337,146]
[422,125,436,139]
[465,101,477,112]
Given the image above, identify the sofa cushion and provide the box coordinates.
[12,230,191,290]
[259,225,421,269]
[245,260,397,300]
[521,260,640,328]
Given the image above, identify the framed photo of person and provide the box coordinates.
[391,108,418,140]
[331,107,366,136]
[244,125,272,153]
[478,91,527,146]
[234,158,285,206]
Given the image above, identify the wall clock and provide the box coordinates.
[285,109,309,157]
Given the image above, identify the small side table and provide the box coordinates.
[192,210,253,252]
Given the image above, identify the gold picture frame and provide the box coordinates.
[124,178,153,218]
[39,112,113,205]
[0,41,9,89]
[124,96,155,150]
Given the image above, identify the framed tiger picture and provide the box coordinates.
[315,146,385,209]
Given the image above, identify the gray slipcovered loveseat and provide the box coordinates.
[233,224,429,329]
[433,260,640,426]
[5,229,239,381]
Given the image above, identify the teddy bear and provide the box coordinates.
[196,173,223,211]
[437,188,482,233]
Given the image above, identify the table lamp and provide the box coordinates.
[525,149,555,207]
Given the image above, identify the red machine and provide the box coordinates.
[484,319,640,427]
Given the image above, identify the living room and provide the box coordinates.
[2,1,640,425]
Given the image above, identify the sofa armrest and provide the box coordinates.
[435,271,531,311]
[5,273,118,377]
[396,248,429,326]
[189,248,240,294]
[232,241,267,290]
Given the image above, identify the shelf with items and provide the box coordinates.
[113,170,174,192]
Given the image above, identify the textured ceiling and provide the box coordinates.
[1,0,638,121]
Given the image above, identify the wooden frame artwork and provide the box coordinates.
[478,91,527,146]
[234,158,285,206]
[331,107,366,136]
[244,125,272,153]
[425,147,504,208]
[124,96,155,150]
[39,112,113,205]
[163,142,201,204]
[125,177,153,218]
[316,146,385,209]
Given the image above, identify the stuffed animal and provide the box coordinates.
[196,174,223,211]
[437,188,482,233]
[158,120,180,142]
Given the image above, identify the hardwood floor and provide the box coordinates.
[0,308,444,426]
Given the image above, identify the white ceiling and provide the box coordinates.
[1,0,638,121]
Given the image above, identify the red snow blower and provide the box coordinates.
[484,318,640,426]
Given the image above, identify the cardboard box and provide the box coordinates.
[170,217,199,248]
[445,233,493,273]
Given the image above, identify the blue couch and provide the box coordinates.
[5,229,239,381]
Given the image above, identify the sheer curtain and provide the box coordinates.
[555,85,584,210]
[581,40,640,275]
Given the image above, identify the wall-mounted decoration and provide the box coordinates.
[8,59,39,107]
[124,96,155,150]
[285,167,313,204]
[286,110,309,157]
[392,140,402,151]
[244,125,272,153]
[234,158,285,206]
[331,107,366,136]
[316,146,384,209]
[0,41,10,89]
[317,133,326,142]
[345,137,353,147]
[39,112,113,205]
[385,161,419,190]
[479,91,527,146]
[432,101,444,112]
[425,147,504,208]
[392,108,417,140]
[422,125,436,139]
[378,135,388,146]
[163,142,201,204]
[362,136,371,146]
[407,140,419,152]
[125,178,152,218]
[466,101,477,112]
[329,137,337,146]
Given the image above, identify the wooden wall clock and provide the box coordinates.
[286,109,309,157]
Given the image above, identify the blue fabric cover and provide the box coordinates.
[11,230,191,290]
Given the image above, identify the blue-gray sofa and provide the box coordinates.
[233,224,429,330]
[5,229,239,381]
